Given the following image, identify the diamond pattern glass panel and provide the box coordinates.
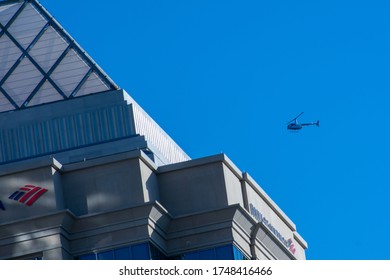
[0,2,22,26]
[50,49,90,97]
[2,57,43,106]
[0,0,117,113]
[29,26,68,72]
[7,3,47,49]
[0,92,14,112]
[28,80,63,106]
[75,72,110,97]
[0,33,22,79]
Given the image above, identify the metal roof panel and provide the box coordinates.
[0,0,118,113]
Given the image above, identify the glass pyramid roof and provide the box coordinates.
[0,0,118,113]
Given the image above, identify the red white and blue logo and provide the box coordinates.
[8,185,48,206]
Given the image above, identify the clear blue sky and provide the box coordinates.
[39,0,390,260]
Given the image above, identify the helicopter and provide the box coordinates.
[287,112,319,131]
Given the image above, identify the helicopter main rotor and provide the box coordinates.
[287,112,304,125]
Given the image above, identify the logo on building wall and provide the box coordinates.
[249,203,296,255]
[8,185,48,206]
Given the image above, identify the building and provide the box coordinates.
[0,0,308,260]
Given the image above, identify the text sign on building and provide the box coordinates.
[249,203,296,255]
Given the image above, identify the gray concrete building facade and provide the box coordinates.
[0,0,307,260]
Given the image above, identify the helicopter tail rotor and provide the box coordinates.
[316,120,320,127]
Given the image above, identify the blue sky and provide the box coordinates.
[39,0,390,260]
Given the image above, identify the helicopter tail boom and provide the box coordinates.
[301,121,320,127]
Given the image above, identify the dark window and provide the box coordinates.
[131,243,150,260]
[77,242,166,260]
[114,247,132,260]
[150,244,167,260]
[97,250,114,260]
[78,253,96,260]
[182,245,247,260]
[233,246,247,260]
[199,249,216,260]
[183,251,198,260]
[216,245,234,259]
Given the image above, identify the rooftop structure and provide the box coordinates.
[0,0,189,166]
[0,0,117,111]
[0,0,307,260]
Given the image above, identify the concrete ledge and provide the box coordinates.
[62,149,157,173]
[293,231,308,249]
[0,156,62,176]
[158,153,242,179]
